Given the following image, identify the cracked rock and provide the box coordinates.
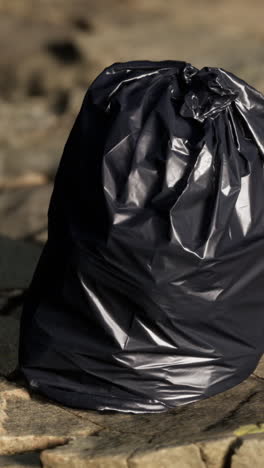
[67,376,264,445]
[41,433,139,468]
[0,379,99,455]
[41,434,206,468]
[128,444,205,468]
[198,437,236,468]
[40,373,264,467]
[231,436,264,468]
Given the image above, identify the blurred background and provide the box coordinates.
[0,0,264,246]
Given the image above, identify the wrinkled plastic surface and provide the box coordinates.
[19,60,264,413]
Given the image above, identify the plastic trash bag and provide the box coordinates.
[19,60,264,413]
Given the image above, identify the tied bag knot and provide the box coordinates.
[180,64,239,122]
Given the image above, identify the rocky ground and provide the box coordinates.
[0,0,264,466]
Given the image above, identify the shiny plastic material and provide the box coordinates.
[19,60,264,413]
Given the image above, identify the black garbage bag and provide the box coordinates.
[19,60,264,413]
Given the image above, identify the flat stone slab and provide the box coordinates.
[0,379,99,456]
[0,373,261,468]
[0,299,263,467]
[40,369,264,467]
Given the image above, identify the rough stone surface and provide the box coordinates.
[231,437,264,468]
[0,379,99,456]
[41,373,264,466]
[66,374,264,444]
[41,435,138,468]
[129,444,205,468]
[198,437,236,468]
[41,439,206,468]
